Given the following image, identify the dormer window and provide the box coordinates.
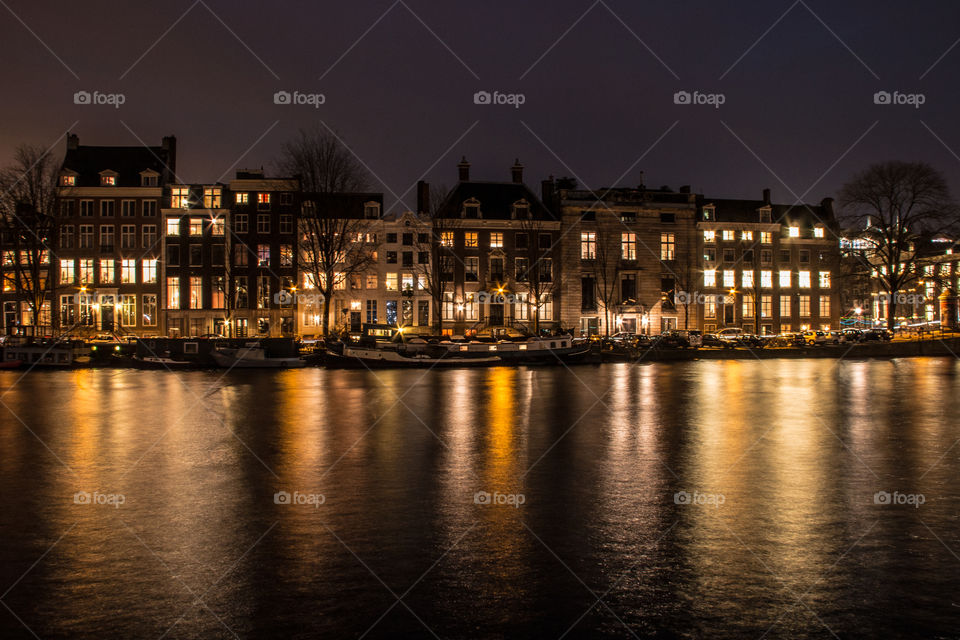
[813,227,825,238]
[99,170,118,186]
[703,205,715,220]
[512,200,530,219]
[788,226,800,238]
[139,169,160,187]
[170,186,190,209]
[60,174,76,186]
[364,201,381,219]
[203,187,222,209]
[462,198,481,219]
[758,206,772,223]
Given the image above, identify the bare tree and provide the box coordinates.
[0,145,60,334]
[839,161,958,330]
[591,229,621,337]
[277,129,379,336]
[413,184,457,334]
[516,214,558,334]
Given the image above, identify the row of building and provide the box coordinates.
[1,134,957,338]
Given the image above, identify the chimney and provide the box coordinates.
[457,156,470,182]
[511,158,524,184]
[679,185,690,194]
[417,180,430,215]
[762,188,771,205]
[67,133,79,150]
[541,177,555,211]
[820,197,834,219]
[162,135,177,177]
[638,170,645,190]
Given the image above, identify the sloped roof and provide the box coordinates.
[699,197,837,228]
[62,145,174,187]
[301,192,383,219]
[436,180,555,220]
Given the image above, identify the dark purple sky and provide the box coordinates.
[2,0,959,211]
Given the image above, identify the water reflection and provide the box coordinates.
[0,358,959,638]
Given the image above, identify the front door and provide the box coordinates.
[489,303,504,326]
[100,295,115,331]
[417,300,430,326]
[349,311,361,332]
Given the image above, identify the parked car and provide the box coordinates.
[716,327,745,339]
[861,329,892,342]
[675,330,703,348]
[701,333,724,347]
[842,328,863,342]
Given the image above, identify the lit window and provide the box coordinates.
[121,259,136,284]
[780,295,791,317]
[722,230,734,241]
[798,295,810,316]
[235,193,249,204]
[703,230,716,243]
[760,232,772,244]
[211,217,225,236]
[101,175,116,186]
[761,295,772,318]
[622,233,636,260]
[742,271,754,288]
[60,259,75,284]
[798,270,811,288]
[171,186,190,208]
[167,277,180,309]
[385,273,398,291]
[166,218,180,236]
[441,231,453,247]
[190,276,202,309]
[258,193,271,209]
[819,295,831,317]
[581,232,596,259]
[760,270,772,288]
[703,269,716,287]
[189,218,203,236]
[741,230,753,241]
[465,232,478,248]
[779,270,791,287]
[814,227,824,238]
[788,226,799,237]
[743,297,754,317]
[60,175,76,186]
[660,233,675,260]
[203,188,221,208]
[490,232,503,248]
[142,259,158,284]
[723,270,735,288]
[100,259,115,284]
[819,271,831,288]
[257,244,270,267]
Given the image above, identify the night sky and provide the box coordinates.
[2,1,960,211]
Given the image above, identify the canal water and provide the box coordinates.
[1,358,959,638]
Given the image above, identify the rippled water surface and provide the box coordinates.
[1,358,960,638]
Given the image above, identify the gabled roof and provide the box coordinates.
[301,192,383,219]
[436,180,555,220]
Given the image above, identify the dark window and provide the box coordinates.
[190,245,202,266]
[581,276,596,310]
[780,250,791,262]
[620,211,636,223]
[660,212,675,223]
[402,252,413,267]
[743,250,754,262]
[621,274,636,302]
[402,233,413,245]
[515,233,528,249]
[799,250,810,264]
[489,257,504,281]
[166,245,180,266]
[418,251,429,264]
[386,251,397,264]
[417,233,429,243]
[703,248,716,262]
[580,210,596,221]
[211,245,224,266]
[723,249,735,262]
[386,233,397,243]
[539,233,552,250]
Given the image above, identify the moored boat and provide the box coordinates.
[211,343,305,369]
